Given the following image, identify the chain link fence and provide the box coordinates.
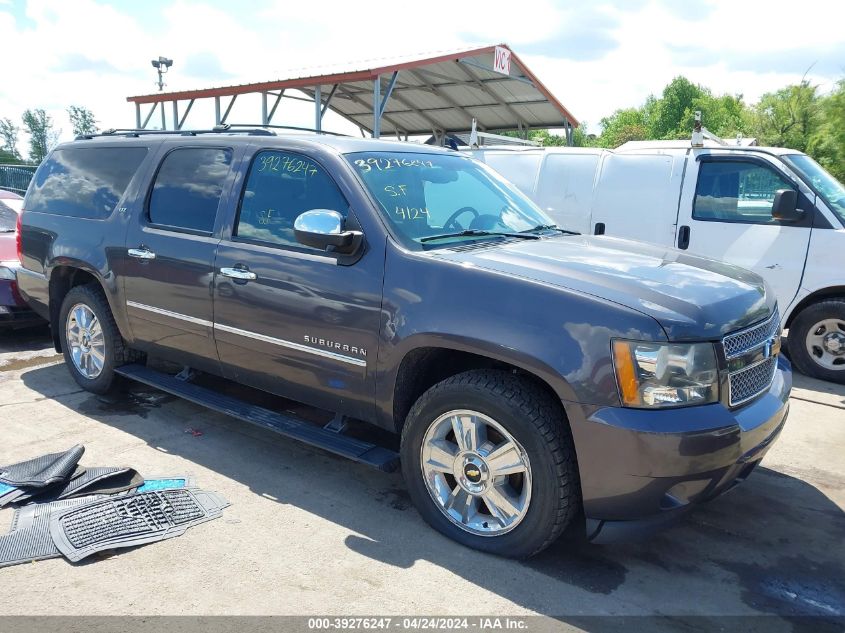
[0,164,37,195]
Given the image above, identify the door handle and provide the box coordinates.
[678,225,691,250]
[220,267,257,281]
[127,247,156,260]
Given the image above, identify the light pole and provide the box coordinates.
[151,56,173,91]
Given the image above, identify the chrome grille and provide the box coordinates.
[729,357,778,406]
[723,309,781,407]
[723,309,780,359]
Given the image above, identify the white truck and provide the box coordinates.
[470,139,845,383]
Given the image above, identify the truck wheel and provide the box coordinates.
[59,283,130,394]
[400,370,579,558]
[787,299,845,384]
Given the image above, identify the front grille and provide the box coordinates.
[723,309,780,358]
[723,309,781,407]
[729,357,778,406]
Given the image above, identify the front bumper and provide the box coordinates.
[565,355,792,543]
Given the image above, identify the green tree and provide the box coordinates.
[67,105,98,137]
[0,118,20,160]
[597,108,649,148]
[750,81,820,151]
[649,77,706,139]
[21,108,59,163]
[808,80,845,182]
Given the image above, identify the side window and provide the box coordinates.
[235,150,347,248]
[148,147,233,233]
[693,161,795,223]
[25,147,148,219]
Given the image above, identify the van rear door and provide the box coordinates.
[674,150,814,314]
[590,152,684,245]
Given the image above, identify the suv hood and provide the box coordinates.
[434,235,774,341]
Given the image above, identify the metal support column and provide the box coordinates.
[314,84,322,132]
[160,102,166,130]
[261,92,269,125]
[373,71,399,139]
[214,97,221,125]
[172,101,179,130]
[135,103,141,129]
[372,75,381,138]
[267,90,284,124]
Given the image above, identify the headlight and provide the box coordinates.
[0,265,16,281]
[612,340,719,408]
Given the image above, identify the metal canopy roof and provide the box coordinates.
[126,44,578,140]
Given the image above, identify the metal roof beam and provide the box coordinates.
[321,84,339,117]
[383,91,445,134]
[457,58,535,86]
[332,85,405,134]
[453,62,532,130]
[403,69,485,130]
[178,99,195,129]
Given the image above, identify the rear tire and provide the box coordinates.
[59,283,131,394]
[787,299,845,384]
[400,370,580,559]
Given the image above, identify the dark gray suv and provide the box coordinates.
[17,129,791,557]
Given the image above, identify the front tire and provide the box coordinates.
[59,283,130,394]
[400,370,580,558]
[787,299,845,384]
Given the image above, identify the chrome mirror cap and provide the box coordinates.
[294,209,344,235]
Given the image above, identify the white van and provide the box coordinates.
[471,141,845,383]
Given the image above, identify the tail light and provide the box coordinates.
[15,211,22,264]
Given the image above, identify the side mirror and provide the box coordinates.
[294,209,362,254]
[771,189,803,222]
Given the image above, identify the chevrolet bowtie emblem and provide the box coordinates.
[466,469,480,478]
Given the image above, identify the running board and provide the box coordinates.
[114,364,399,472]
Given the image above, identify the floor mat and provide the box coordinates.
[0,445,85,489]
[50,488,229,562]
[0,497,98,568]
[25,467,145,503]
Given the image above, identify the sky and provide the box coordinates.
[1,0,844,153]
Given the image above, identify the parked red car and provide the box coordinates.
[0,190,43,329]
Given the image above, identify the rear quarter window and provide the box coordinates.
[25,147,148,219]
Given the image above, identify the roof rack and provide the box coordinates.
[75,123,349,141]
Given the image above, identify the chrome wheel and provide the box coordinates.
[420,409,532,537]
[65,303,106,379]
[805,318,845,371]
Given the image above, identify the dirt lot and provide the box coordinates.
[0,325,843,628]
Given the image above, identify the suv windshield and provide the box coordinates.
[783,153,845,225]
[346,151,555,248]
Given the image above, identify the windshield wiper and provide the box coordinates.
[420,229,541,243]
[523,224,580,235]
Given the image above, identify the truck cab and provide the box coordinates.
[472,141,845,383]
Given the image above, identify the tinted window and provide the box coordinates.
[694,161,795,223]
[235,150,347,248]
[149,147,233,232]
[25,147,147,218]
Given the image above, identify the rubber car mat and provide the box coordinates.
[0,497,97,568]
[0,445,85,489]
[21,467,145,504]
[50,488,229,562]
